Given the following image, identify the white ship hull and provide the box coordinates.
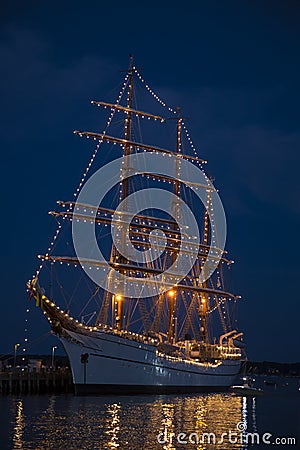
[59,329,241,395]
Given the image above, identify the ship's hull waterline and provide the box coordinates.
[59,329,241,395]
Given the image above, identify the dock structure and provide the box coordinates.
[0,368,74,395]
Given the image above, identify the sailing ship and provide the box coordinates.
[27,58,244,394]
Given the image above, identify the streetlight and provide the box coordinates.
[14,343,20,369]
[51,345,57,369]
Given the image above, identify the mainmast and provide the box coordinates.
[123,56,134,198]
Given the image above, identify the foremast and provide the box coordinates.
[111,57,134,331]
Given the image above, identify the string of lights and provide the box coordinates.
[32,74,130,280]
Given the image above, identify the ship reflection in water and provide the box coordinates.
[8,393,260,449]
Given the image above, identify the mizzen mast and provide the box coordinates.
[199,188,211,343]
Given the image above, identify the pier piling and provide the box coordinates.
[0,368,74,395]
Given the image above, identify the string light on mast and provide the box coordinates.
[32,73,130,280]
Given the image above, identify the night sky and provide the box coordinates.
[1,1,300,363]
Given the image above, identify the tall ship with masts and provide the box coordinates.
[27,58,244,394]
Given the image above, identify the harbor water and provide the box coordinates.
[1,376,299,449]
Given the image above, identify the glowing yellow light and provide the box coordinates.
[168,290,176,298]
[116,294,122,301]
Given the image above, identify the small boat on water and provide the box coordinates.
[231,377,264,396]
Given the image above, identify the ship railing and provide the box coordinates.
[190,343,241,360]
[96,326,158,346]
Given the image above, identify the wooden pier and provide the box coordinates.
[0,368,74,395]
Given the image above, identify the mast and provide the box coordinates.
[168,107,181,344]
[123,56,134,199]
[115,56,134,330]
[199,189,211,343]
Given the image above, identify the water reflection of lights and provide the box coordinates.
[159,403,176,450]
[105,403,121,448]
[252,397,257,432]
[156,394,244,449]
[12,400,24,449]
[242,396,248,434]
[242,395,257,432]
[7,393,258,449]
[46,396,56,419]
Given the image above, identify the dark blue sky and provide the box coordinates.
[1,1,299,362]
